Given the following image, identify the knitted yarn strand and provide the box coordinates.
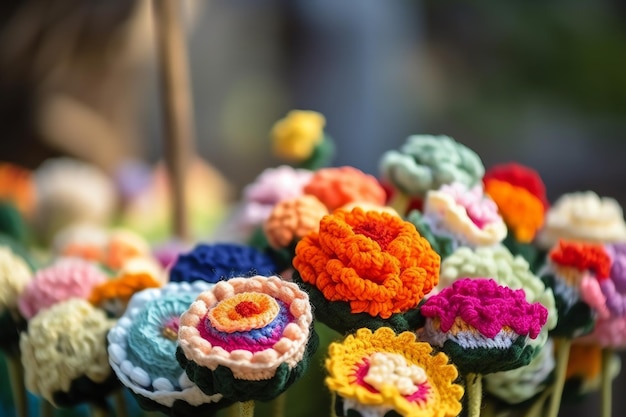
[240,400,255,417]
[466,372,483,417]
[546,339,572,417]
[602,348,613,417]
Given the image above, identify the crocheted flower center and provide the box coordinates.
[161,316,180,341]
[207,292,280,333]
[352,221,395,250]
[354,356,431,403]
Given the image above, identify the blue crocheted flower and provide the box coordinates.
[169,243,279,283]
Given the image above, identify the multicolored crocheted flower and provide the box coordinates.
[536,191,626,249]
[303,166,386,211]
[326,327,463,417]
[108,281,231,416]
[415,183,507,249]
[379,135,484,198]
[176,276,318,402]
[541,240,610,337]
[20,298,118,407]
[271,110,333,168]
[418,278,548,375]
[240,165,314,230]
[263,195,328,250]
[169,243,279,283]
[483,163,549,244]
[293,207,440,333]
[18,258,108,320]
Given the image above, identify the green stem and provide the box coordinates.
[466,373,483,417]
[114,390,129,417]
[523,385,554,417]
[240,401,255,417]
[330,392,338,417]
[546,338,571,417]
[90,404,108,417]
[6,354,27,417]
[601,348,613,417]
[40,400,54,417]
[270,393,286,417]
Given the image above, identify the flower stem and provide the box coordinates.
[114,390,129,417]
[90,404,109,417]
[240,400,255,417]
[40,400,54,417]
[330,392,338,417]
[6,354,27,417]
[546,338,571,417]
[602,348,613,417]
[270,393,286,417]
[466,372,483,417]
[523,385,553,417]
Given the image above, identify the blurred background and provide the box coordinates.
[0,0,625,416]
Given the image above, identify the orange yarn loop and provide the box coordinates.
[89,272,161,307]
[549,240,611,279]
[294,207,440,318]
[484,178,545,243]
[303,166,386,211]
[263,195,328,249]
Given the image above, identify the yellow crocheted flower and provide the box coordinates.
[271,110,325,162]
[326,327,463,417]
[20,298,115,405]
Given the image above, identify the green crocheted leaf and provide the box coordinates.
[297,134,335,171]
[406,210,456,259]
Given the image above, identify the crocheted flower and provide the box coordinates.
[263,195,328,250]
[271,110,325,162]
[177,276,318,402]
[541,240,610,337]
[169,243,278,283]
[326,327,463,417]
[0,162,35,217]
[303,166,386,211]
[293,207,439,333]
[240,166,314,230]
[340,201,400,216]
[152,239,192,269]
[52,223,108,263]
[89,271,162,317]
[562,342,621,402]
[483,164,548,242]
[0,246,32,313]
[406,210,456,260]
[20,298,117,407]
[418,278,548,375]
[105,229,152,271]
[18,258,108,320]
[108,281,231,416]
[379,135,484,197]
[34,157,117,241]
[537,191,626,249]
[418,183,507,248]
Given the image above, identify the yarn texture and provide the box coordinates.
[0,246,32,312]
[20,298,116,406]
[169,243,278,283]
[293,207,439,331]
[177,276,317,401]
[89,271,162,316]
[326,327,463,417]
[271,110,325,162]
[263,195,328,249]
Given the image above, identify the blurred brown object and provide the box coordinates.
[0,0,154,172]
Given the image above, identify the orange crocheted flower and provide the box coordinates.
[263,195,328,249]
[549,240,611,279]
[89,272,162,309]
[484,179,545,243]
[0,162,35,217]
[565,343,602,381]
[293,208,440,319]
[303,166,386,211]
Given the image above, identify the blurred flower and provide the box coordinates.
[0,246,32,313]
[89,271,162,317]
[303,166,386,211]
[18,258,107,319]
[263,195,328,250]
[20,298,117,406]
[177,276,317,402]
[537,191,626,249]
[0,162,36,218]
[104,228,151,271]
[108,281,229,415]
[52,223,108,263]
[326,327,463,417]
[293,207,439,333]
[379,135,484,197]
[271,110,325,162]
[418,278,548,374]
[169,243,278,283]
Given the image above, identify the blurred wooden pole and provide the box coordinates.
[152,0,194,240]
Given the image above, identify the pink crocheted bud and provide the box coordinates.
[437,183,501,229]
[18,258,108,319]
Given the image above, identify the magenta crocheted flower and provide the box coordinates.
[418,278,548,374]
[18,258,108,319]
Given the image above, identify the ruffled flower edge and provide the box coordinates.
[107,281,224,408]
[326,327,464,417]
[178,276,313,380]
[293,271,423,335]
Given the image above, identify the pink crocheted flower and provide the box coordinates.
[303,166,386,211]
[18,258,108,319]
[418,278,548,374]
